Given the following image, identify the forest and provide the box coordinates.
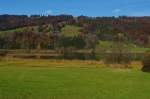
[0,15,150,48]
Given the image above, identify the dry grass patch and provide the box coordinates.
[0,58,142,69]
[0,58,104,68]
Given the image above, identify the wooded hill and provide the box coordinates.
[0,14,150,50]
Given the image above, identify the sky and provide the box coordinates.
[0,0,150,16]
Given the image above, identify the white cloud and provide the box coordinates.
[45,9,53,15]
[112,9,121,13]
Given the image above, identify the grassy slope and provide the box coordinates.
[61,25,81,37]
[0,27,35,33]
[98,41,150,52]
[0,59,149,99]
[0,25,52,35]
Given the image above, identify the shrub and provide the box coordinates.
[142,51,150,72]
[0,51,7,61]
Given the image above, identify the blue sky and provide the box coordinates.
[0,0,150,16]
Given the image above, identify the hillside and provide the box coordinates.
[0,15,150,51]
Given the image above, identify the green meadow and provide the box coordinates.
[0,59,149,99]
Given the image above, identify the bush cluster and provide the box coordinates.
[142,51,150,72]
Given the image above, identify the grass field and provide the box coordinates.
[0,59,150,99]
